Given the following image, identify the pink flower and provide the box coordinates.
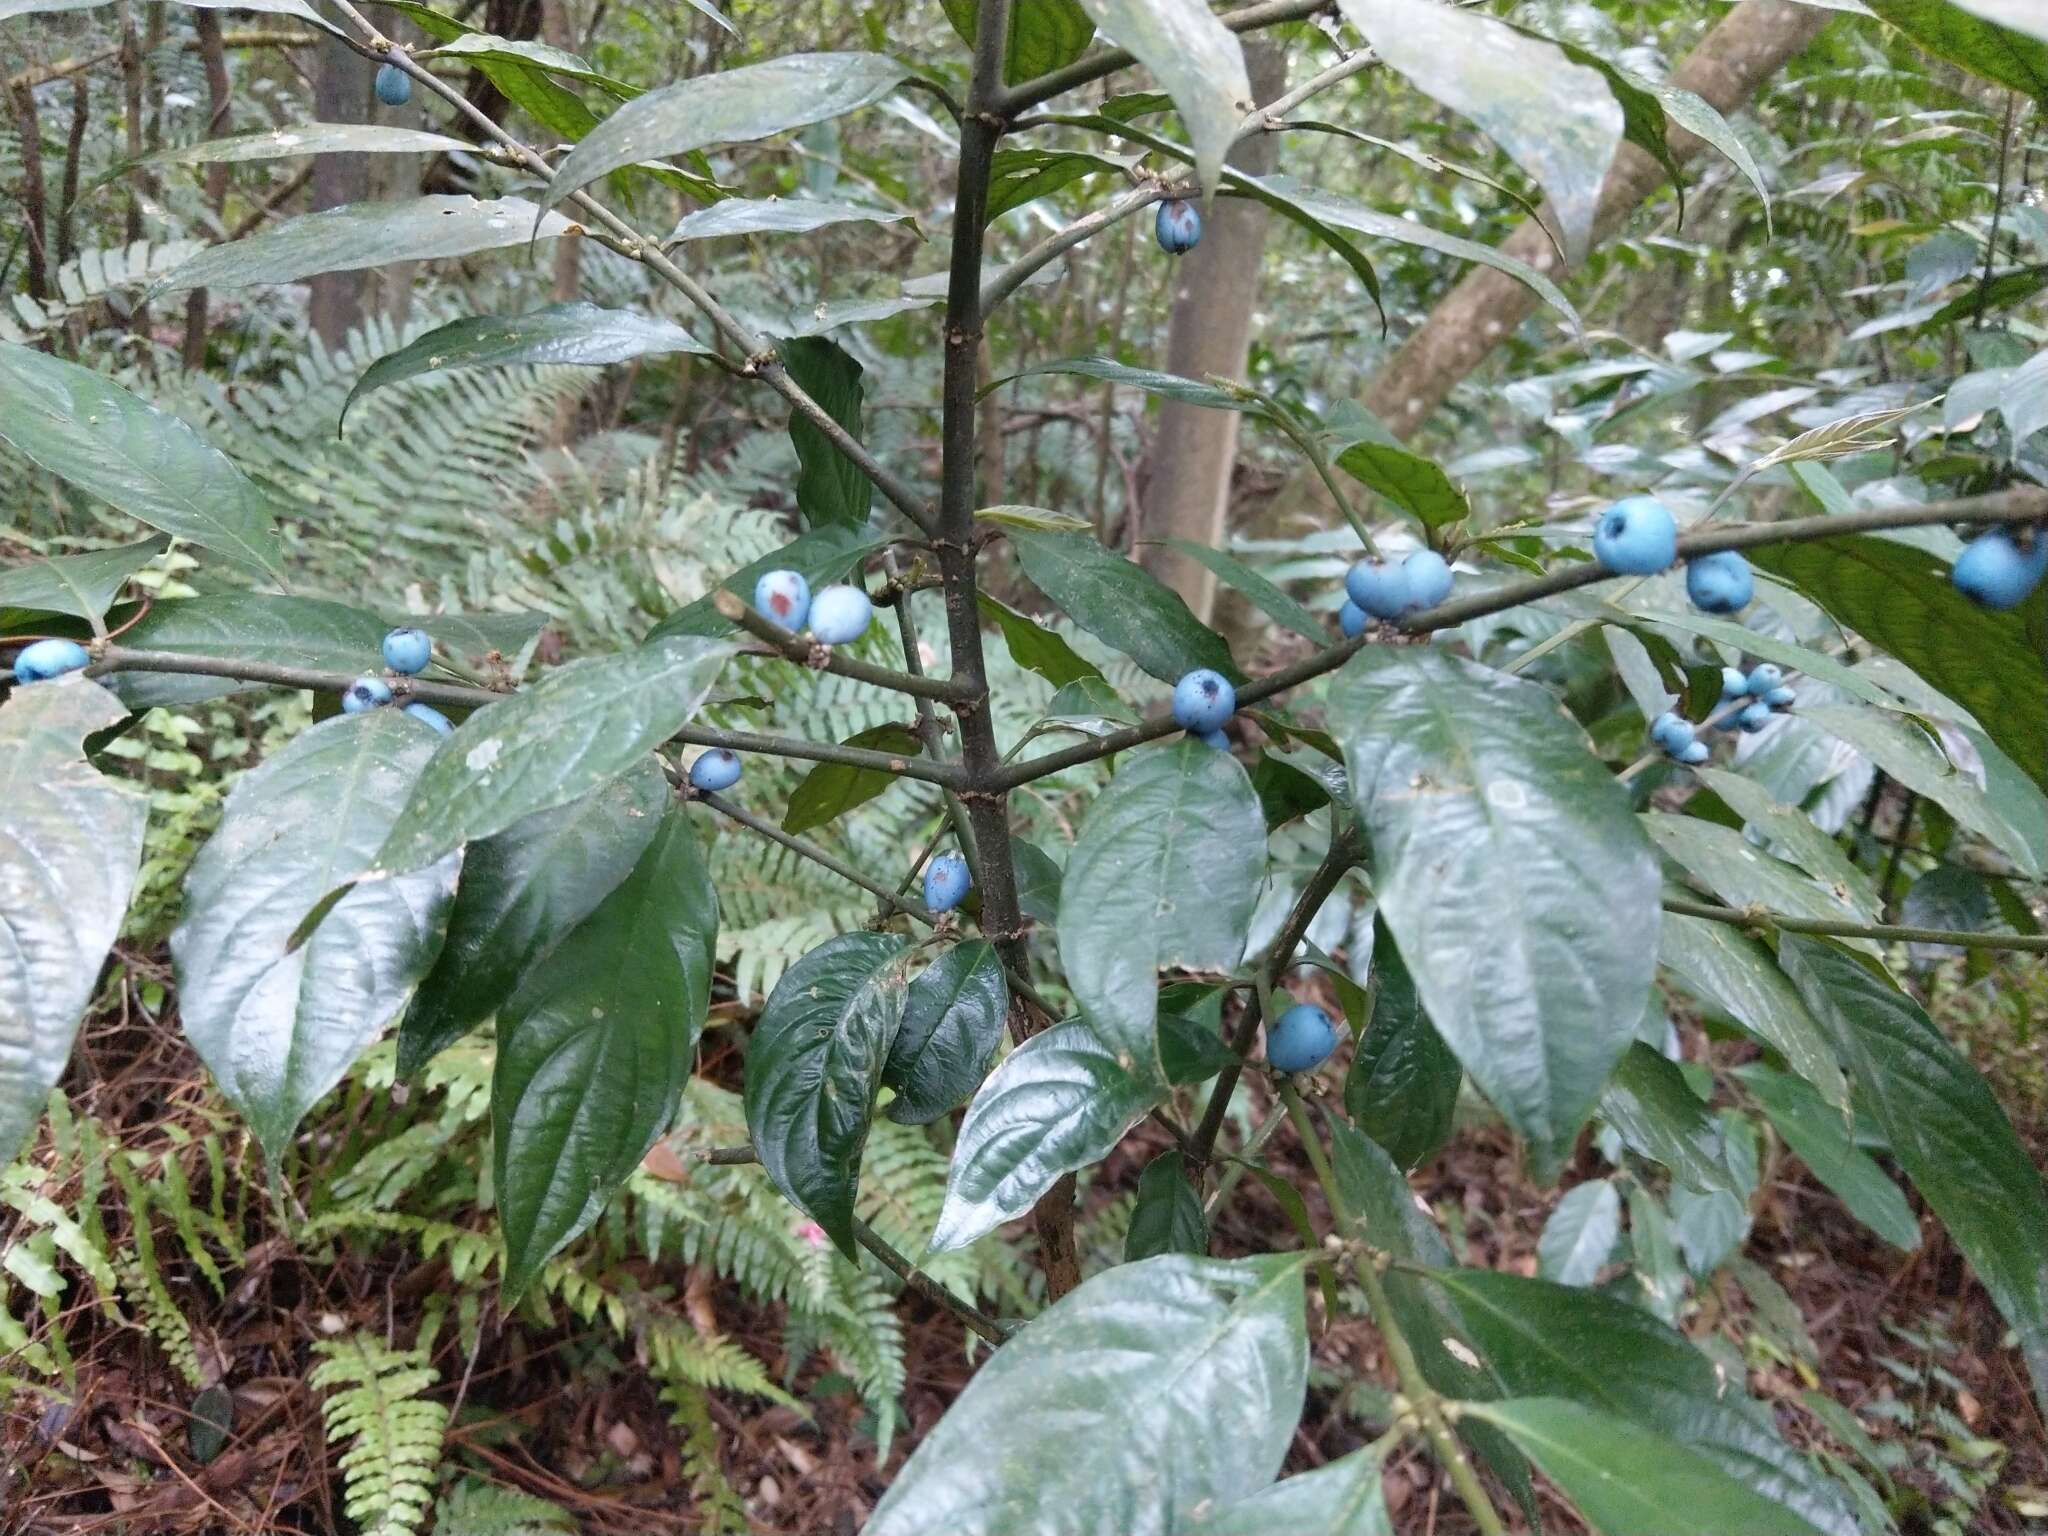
[794,1220,828,1249]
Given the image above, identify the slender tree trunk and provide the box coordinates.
[181,9,231,369]
[10,84,49,303]
[1137,42,1287,622]
[1363,0,1832,439]
[308,33,373,349]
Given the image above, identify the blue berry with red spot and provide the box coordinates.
[754,569,811,631]
[924,852,971,914]
[689,748,742,793]
[1155,199,1202,254]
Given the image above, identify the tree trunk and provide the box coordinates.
[1363,0,1833,441]
[308,33,373,349]
[181,8,231,370]
[1137,41,1288,622]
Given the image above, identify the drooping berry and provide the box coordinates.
[1402,549,1454,612]
[1951,527,2048,610]
[1744,664,1783,697]
[1592,495,1678,575]
[342,676,393,713]
[1345,558,1409,620]
[1650,712,1695,755]
[403,702,453,734]
[924,852,972,914]
[1737,700,1774,733]
[1763,685,1796,710]
[1339,600,1368,639]
[689,747,742,792]
[1267,1003,1337,1074]
[1685,550,1754,614]
[1678,740,1710,766]
[374,62,412,106]
[754,569,811,631]
[1155,199,1202,255]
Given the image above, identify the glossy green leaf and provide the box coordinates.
[371,635,733,877]
[1599,1043,1733,1195]
[1009,527,1236,684]
[1657,912,1846,1110]
[1343,919,1460,1171]
[866,1254,1307,1536]
[941,0,1095,85]
[0,536,166,623]
[1671,1112,1757,1276]
[1010,835,1064,923]
[342,303,707,429]
[645,526,884,641]
[931,1019,1165,1252]
[395,758,668,1077]
[1333,440,1472,531]
[154,197,577,294]
[884,941,1008,1125]
[494,808,715,1299]
[1057,741,1265,1075]
[1779,936,2048,1415]
[1863,0,2048,98]
[1737,1064,1918,1250]
[975,504,1096,535]
[379,0,620,154]
[97,593,386,710]
[1464,1399,1836,1536]
[667,196,908,242]
[1650,80,1773,225]
[145,123,473,164]
[1251,753,1332,830]
[425,32,631,91]
[1126,1149,1207,1262]
[1162,539,1326,643]
[1181,1450,1390,1535]
[781,724,922,835]
[1950,0,2048,42]
[1646,814,1876,941]
[984,147,1128,221]
[0,344,283,578]
[1538,1179,1621,1286]
[978,593,1106,688]
[744,932,911,1258]
[1332,648,1660,1155]
[0,0,332,25]
[545,53,909,212]
[1694,767,1879,919]
[1748,533,2048,796]
[1158,1011,1238,1086]
[996,355,1258,413]
[781,336,872,532]
[1069,0,1248,194]
[171,712,459,1163]
[0,680,148,1163]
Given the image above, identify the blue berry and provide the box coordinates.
[1719,666,1748,702]
[924,852,971,914]
[1339,600,1368,638]
[1402,549,1453,612]
[403,702,453,735]
[1678,740,1710,766]
[1744,664,1783,697]
[11,638,91,684]
[689,748,741,792]
[1592,495,1678,575]
[754,569,811,631]
[1345,557,1410,620]
[382,626,431,675]
[1266,1003,1337,1074]
[374,62,411,106]
[808,584,873,645]
[1736,700,1773,733]
[1155,199,1202,255]
[1650,712,1695,755]
[1763,686,1796,710]
[342,676,393,713]
[1195,727,1230,751]
[1685,550,1753,614]
[1171,668,1235,733]
[1951,527,2048,610]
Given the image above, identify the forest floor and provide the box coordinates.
[3,958,2044,1536]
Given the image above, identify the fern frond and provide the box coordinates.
[430,1477,573,1536]
[309,1334,449,1536]
[661,1381,753,1536]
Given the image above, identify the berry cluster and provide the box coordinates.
[1343,549,1454,627]
[1650,663,1797,767]
[752,569,875,645]
[1170,667,1236,749]
[337,626,451,733]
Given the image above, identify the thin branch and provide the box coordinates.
[712,589,977,705]
[981,181,1167,313]
[994,486,2048,791]
[1664,896,2048,954]
[851,1217,1011,1347]
[996,0,1335,114]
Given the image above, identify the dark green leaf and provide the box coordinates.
[781,723,922,835]
[1158,1011,1239,1085]
[371,635,733,877]
[187,1385,233,1465]
[1181,1451,1389,1535]
[1334,441,1472,532]
[1657,912,1846,1111]
[545,53,909,211]
[1010,835,1064,923]
[744,932,912,1258]
[343,303,707,428]
[1162,539,1326,642]
[1464,1399,1837,1536]
[1344,919,1460,1171]
[1863,0,2048,99]
[0,680,148,1163]
[396,759,668,1077]
[1331,648,1661,1155]
[1694,767,1880,920]
[1647,814,1877,940]
[98,593,386,710]
[931,1019,1165,1252]
[667,196,907,242]
[1599,1043,1735,1195]
[1009,527,1237,685]
[0,343,283,578]
[171,712,458,1163]
[884,940,1008,1125]
[145,122,473,164]
[865,1254,1307,1536]
[494,808,716,1298]
[1538,1179,1621,1286]
[379,0,624,156]
[781,336,872,532]
[1126,1149,1208,1261]
[941,0,1095,86]
[1066,0,1249,192]
[0,537,166,624]
[1748,534,2048,796]
[977,593,1106,687]
[1779,936,2048,1414]
[425,31,632,91]
[1057,740,1266,1073]
[1251,753,1332,830]
[645,526,885,642]
[984,147,1126,221]
[154,197,578,294]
